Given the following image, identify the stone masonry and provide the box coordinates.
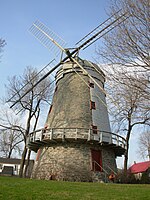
[32,142,117,182]
[31,59,119,182]
[46,68,92,129]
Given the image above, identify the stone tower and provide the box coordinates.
[28,58,126,182]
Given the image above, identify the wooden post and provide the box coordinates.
[50,128,53,140]
[99,132,103,143]
[88,129,91,141]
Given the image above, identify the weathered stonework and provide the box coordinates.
[46,71,92,129]
[31,59,122,182]
[32,142,117,182]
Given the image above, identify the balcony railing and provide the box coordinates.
[27,127,126,156]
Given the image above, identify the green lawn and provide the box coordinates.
[0,176,150,200]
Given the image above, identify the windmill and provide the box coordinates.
[10,10,128,182]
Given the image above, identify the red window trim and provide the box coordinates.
[89,82,94,88]
[91,125,98,134]
[90,101,96,110]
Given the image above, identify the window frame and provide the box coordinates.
[89,82,94,88]
[90,101,96,110]
[91,125,98,134]
[91,149,102,172]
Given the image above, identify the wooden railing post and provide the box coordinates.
[41,130,43,141]
[88,129,91,141]
[99,132,103,143]
[75,128,78,140]
[109,133,112,144]
[62,128,65,141]
[50,128,53,140]
[33,132,36,142]
[117,135,119,146]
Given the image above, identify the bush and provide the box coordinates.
[140,171,150,184]
[115,170,138,184]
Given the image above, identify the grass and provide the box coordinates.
[0,176,150,200]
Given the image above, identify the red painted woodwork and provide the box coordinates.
[91,149,102,171]
[89,82,94,88]
[91,125,98,134]
[90,101,96,110]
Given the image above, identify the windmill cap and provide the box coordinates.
[55,58,105,84]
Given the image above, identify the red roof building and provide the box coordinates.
[129,161,150,174]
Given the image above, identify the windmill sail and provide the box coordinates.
[22,10,129,183]
[29,20,67,57]
[75,10,129,50]
[9,10,129,109]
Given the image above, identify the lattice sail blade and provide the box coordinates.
[29,20,67,57]
[75,10,129,50]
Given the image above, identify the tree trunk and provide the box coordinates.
[23,149,31,178]
[8,149,12,158]
[124,142,129,182]
[19,146,27,177]
[124,125,132,182]
[19,105,32,178]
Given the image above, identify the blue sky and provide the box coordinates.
[0,0,144,167]
[0,0,109,97]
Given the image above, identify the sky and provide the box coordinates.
[0,0,145,167]
[0,0,109,97]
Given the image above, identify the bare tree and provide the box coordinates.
[106,74,149,175]
[97,0,150,72]
[0,129,23,158]
[0,107,24,158]
[96,0,150,177]
[138,130,150,160]
[5,66,54,177]
[0,38,6,49]
[0,38,6,60]
[96,0,150,96]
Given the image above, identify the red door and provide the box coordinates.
[91,149,102,172]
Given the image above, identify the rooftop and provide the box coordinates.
[129,161,150,174]
[0,157,34,165]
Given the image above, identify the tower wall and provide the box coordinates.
[32,59,118,182]
[32,143,117,182]
[46,59,111,136]
[46,69,91,128]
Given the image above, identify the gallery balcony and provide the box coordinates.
[27,127,126,156]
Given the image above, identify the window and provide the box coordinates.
[91,149,102,172]
[91,125,98,134]
[90,101,96,110]
[89,82,94,88]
